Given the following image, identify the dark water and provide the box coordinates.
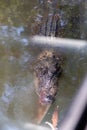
[0,0,87,129]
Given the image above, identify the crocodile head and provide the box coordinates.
[34,51,63,105]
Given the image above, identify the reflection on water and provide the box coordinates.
[0,0,87,129]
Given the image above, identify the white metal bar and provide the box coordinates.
[31,36,87,49]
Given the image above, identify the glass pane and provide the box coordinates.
[0,0,87,130]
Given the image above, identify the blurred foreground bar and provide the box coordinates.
[59,76,87,130]
[31,36,87,48]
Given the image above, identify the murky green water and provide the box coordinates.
[0,0,87,129]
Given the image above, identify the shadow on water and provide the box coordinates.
[0,0,87,129]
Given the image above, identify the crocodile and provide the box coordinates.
[34,51,63,105]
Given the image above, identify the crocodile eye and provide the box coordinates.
[42,67,48,75]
